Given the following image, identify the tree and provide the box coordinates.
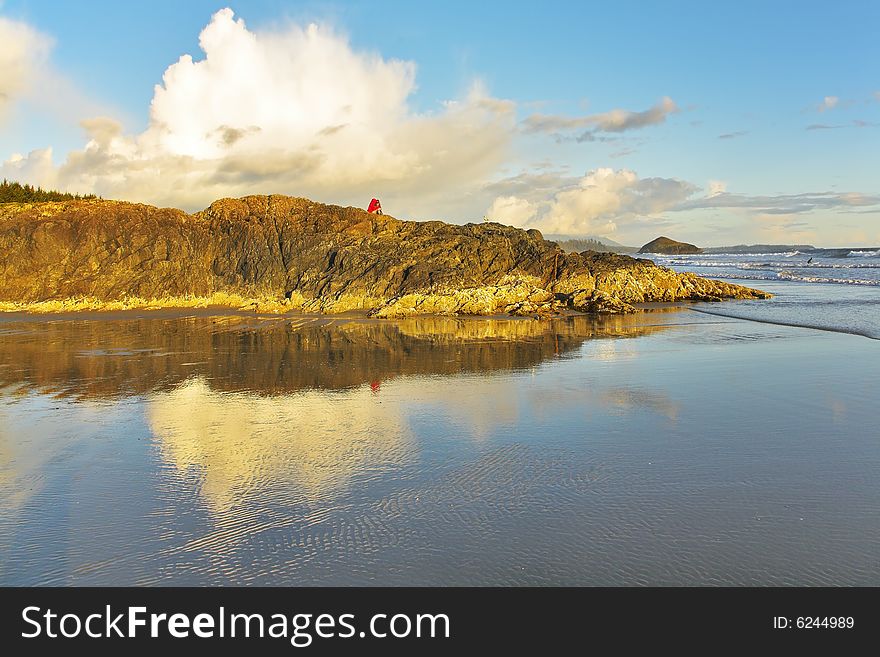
[0,179,99,203]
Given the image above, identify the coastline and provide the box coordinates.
[0,284,767,319]
[0,296,698,320]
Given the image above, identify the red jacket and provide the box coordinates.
[367,198,382,214]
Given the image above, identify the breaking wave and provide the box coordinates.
[664,259,880,270]
[709,272,880,286]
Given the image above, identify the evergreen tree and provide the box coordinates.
[0,179,99,203]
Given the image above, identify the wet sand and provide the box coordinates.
[1,309,878,585]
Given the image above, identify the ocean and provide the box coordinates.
[645,248,880,340]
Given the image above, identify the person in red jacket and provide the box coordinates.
[367,198,383,214]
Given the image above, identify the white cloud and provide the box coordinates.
[4,8,515,214]
[486,171,880,243]
[680,189,880,214]
[486,195,538,225]
[486,168,696,236]
[0,16,52,120]
[483,171,575,198]
[708,180,727,196]
[818,95,839,112]
[590,96,679,133]
[522,97,679,136]
[1,147,57,186]
[0,15,103,129]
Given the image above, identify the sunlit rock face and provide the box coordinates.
[0,196,769,315]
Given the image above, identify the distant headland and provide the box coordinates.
[638,236,702,255]
[702,244,817,254]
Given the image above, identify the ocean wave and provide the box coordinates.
[711,252,805,257]
[701,273,781,282]
[758,262,880,270]
[662,252,800,258]
[778,272,880,286]
[711,271,880,286]
[664,259,750,267]
[658,249,879,260]
[663,259,880,270]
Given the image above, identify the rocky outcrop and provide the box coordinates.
[639,236,703,255]
[0,196,768,316]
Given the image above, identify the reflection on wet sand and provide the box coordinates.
[600,388,680,420]
[0,312,672,399]
[139,315,672,512]
[0,312,673,517]
[148,378,413,512]
[2,309,880,585]
[0,411,23,510]
[147,373,684,514]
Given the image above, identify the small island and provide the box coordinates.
[638,236,703,255]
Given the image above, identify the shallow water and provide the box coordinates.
[650,249,880,339]
[648,247,880,287]
[1,309,878,585]
[690,281,880,340]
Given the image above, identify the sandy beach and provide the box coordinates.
[1,306,877,586]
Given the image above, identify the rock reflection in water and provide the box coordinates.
[0,312,672,399]
[0,312,672,526]
[5,309,751,585]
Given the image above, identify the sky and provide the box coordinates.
[1,0,878,246]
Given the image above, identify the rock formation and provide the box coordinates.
[639,236,703,255]
[0,196,768,316]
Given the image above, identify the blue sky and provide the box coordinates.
[1,0,878,246]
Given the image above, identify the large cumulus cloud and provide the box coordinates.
[2,8,515,214]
